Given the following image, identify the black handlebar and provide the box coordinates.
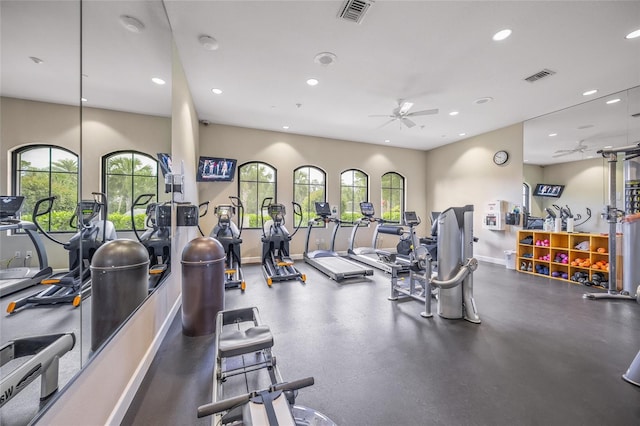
[197,377,315,419]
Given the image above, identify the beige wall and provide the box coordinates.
[198,124,430,260]
[36,42,199,425]
[424,123,524,262]
[0,97,171,268]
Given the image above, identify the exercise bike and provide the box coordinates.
[131,194,171,292]
[7,193,117,313]
[208,196,246,291]
[260,198,305,286]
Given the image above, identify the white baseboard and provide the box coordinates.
[105,294,182,425]
[476,254,505,265]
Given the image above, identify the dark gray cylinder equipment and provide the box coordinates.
[91,239,149,351]
[623,348,640,387]
[181,237,225,336]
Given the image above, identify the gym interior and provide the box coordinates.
[1,2,639,425]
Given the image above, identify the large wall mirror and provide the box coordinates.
[0,1,172,424]
[523,86,640,233]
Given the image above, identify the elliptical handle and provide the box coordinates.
[32,196,66,246]
[131,193,155,243]
[290,201,303,237]
[229,196,244,237]
[260,197,273,238]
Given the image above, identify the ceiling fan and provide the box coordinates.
[553,140,592,157]
[369,100,439,129]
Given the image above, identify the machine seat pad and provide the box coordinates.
[219,325,274,358]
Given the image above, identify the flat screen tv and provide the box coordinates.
[533,183,565,198]
[196,157,237,182]
[156,153,173,177]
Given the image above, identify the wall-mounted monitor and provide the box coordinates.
[196,157,237,182]
[156,153,173,177]
[533,183,565,198]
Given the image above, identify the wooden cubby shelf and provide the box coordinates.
[516,230,614,286]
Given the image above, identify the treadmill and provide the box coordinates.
[347,202,409,274]
[0,196,53,297]
[304,201,374,282]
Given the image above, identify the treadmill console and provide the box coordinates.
[359,202,375,218]
[0,196,25,221]
[404,211,420,226]
[314,201,332,218]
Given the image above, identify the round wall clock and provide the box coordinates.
[493,150,509,165]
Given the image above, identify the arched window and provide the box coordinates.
[293,165,326,227]
[340,169,368,224]
[12,145,78,232]
[381,172,404,223]
[523,182,531,214]
[238,161,277,228]
[102,151,158,231]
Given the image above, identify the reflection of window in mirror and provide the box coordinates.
[522,182,530,214]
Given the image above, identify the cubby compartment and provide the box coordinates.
[516,230,618,286]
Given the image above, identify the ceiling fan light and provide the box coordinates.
[625,28,640,39]
[120,15,145,33]
[399,102,413,114]
[582,89,598,96]
[606,98,621,104]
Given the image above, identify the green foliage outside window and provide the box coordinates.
[104,152,158,231]
[381,172,404,223]
[294,166,326,227]
[238,162,276,228]
[340,169,368,224]
[15,146,78,232]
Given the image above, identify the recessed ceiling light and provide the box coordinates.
[449,111,459,116]
[474,97,493,105]
[314,52,337,66]
[625,28,640,39]
[548,133,557,137]
[211,88,222,95]
[603,145,613,149]
[199,35,219,51]
[151,77,166,85]
[606,98,621,104]
[120,15,145,33]
[282,125,290,130]
[492,29,512,41]
[384,139,391,143]
[29,56,43,64]
[81,97,87,102]
[306,78,319,86]
[459,132,466,136]
[582,89,598,96]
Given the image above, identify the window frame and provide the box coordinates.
[340,168,369,225]
[237,161,277,229]
[293,165,327,228]
[12,144,79,233]
[102,150,159,232]
[381,171,405,223]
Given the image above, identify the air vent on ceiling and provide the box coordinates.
[524,68,556,83]
[338,0,372,24]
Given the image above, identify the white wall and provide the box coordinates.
[198,124,430,260]
[424,124,524,263]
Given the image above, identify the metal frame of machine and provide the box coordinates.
[0,196,53,297]
[388,208,480,323]
[260,198,306,286]
[209,196,246,291]
[347,201,410,274]
[304,201,374,282]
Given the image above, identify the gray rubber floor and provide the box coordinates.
[122,261,640,426]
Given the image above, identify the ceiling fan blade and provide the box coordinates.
[401,118,416,128]
[377,119,396,129]
[368,114,394,118]
[552,151,575,158]
[398,101,414,115]
[407,108,439,117]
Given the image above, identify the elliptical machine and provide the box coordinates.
[209,196,246,291]
[260,198,305,286]
[7,193,117,313]
[131,194,171,292]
